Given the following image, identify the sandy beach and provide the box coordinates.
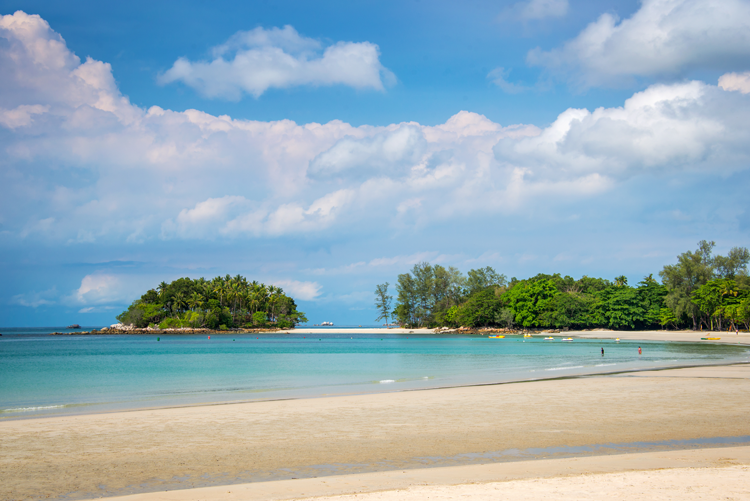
[293,327,750,347]
[2,362,749,501]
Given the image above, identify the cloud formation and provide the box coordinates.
[158,25,395,99]
[2,10,750,255]
[487,67,528,94]
[719,71,750,94]
[528,0,750,88]
[273,280,322,301]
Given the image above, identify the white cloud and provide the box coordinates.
[308,125,426,179]
[528,0,750,87]
[273,280,322,301]
[63,274,154,307]
[158,25,395,99]
[719,71,750,94]
[487,67,527,94]
[2,11,750,250]
[10,287,57,307]
[493,81,746,183]
[65,274,122,305]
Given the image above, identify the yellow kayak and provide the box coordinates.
[701,337,721,340]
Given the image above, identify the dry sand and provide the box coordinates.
[2,364,750,501]
[568,328,750,345]
[291,327,750,346]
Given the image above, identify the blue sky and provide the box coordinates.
[2,0,750,326]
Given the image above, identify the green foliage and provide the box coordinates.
[659,307,681,329]
[117,275,307,329]
[466,267,507,295]
[383,241,749,331]
[503,279,558,327]
[591,286,644,329]
[374,282,392,325]
[539,292,594,329]
[453,288,504,327]
[253,311,268,326]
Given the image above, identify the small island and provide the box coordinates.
[111,274,306,332]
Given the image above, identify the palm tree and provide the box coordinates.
[173,292,187,316]
[188,291,203,311]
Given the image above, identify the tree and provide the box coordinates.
[374,282,392,325]
[454,288,504,327]
[503,279,558,327]
[539,292,594,329]
[394,272,417,327]
[592,285,644,330]
[635,275,668,328]
[466,266,507,295]
[660,242,714,330]
[714,247,750,279]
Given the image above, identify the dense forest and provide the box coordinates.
[375,241,750,331]
[117,275,307,329]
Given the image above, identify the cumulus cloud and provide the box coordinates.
[719,71,750,94]
[272,280,322,301]
[64,274,123,306]
[158,25,395,99]
[493,81,748,183]
[528,0,750,88]
[308,125,426,179]
[3,10,750,249]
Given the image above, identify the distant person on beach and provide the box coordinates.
[638,346,642,355]
[601,347,604,356]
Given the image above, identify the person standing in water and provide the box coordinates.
[601,347,604,356]
[638,346,642,355]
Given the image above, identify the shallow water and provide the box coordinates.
[1,327,748,419]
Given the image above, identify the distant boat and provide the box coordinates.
[562,337,573,341]
[488,335,505,338]
[544,337,554,340]
[67,324,81,329]
[320,321,334,326]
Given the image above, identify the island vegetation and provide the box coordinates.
[117,275,307,330]
[376,241,750,331]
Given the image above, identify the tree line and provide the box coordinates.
[375,241,750,331]
[117,274,307,329]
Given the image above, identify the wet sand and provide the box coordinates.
[2,364,749,500]
[105,446,750,501]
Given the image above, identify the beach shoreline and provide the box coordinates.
[2,363,750,501]
[103,445,750,501]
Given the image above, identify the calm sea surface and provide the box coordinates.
[1,327,748,419]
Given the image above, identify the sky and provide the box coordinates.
[2,0,750,327]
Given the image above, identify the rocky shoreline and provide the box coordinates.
[50,324,285,335]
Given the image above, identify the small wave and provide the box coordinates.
[544,365,584,371]
[2,405,66,413]
[595,363,617,367]
[379,379,395,383]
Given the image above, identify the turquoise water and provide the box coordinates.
[1,327,748,419]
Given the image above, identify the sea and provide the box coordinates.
[1,326,749,420]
